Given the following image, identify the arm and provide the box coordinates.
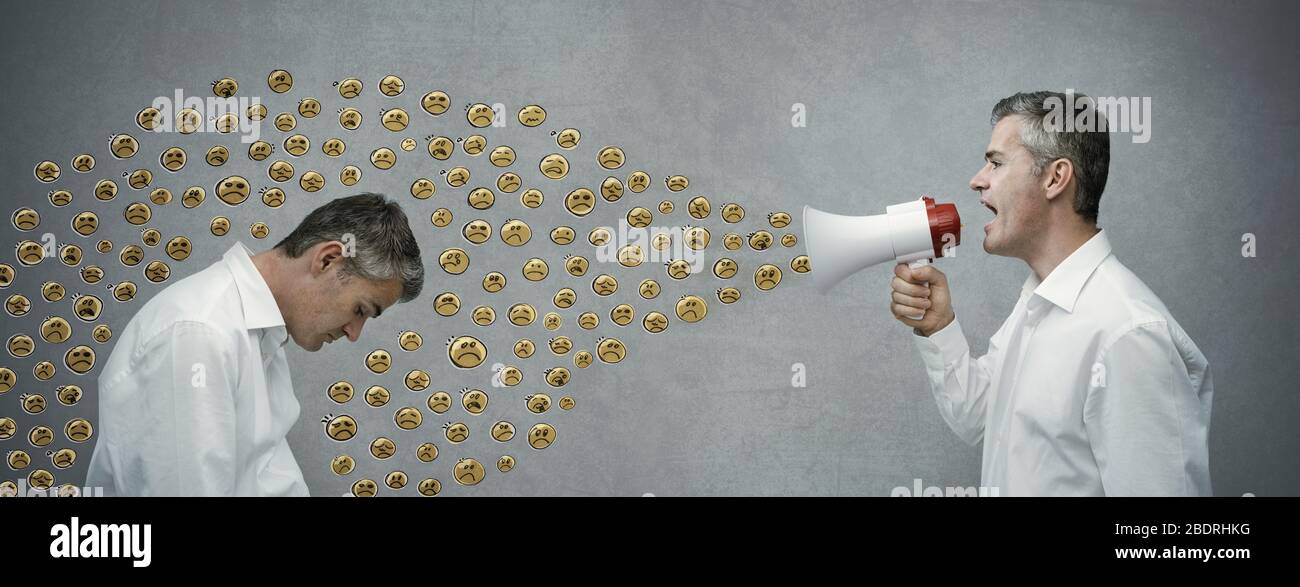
[1084,322,1213,496]
[893,263,998,446]
[911,318,999,446]
[131,321,240,496]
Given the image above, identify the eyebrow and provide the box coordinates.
[985,150,1004,160]
[369,300,383,319]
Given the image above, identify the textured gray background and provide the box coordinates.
[1,0,1297,496]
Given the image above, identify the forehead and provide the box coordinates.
[989,116,1026,152]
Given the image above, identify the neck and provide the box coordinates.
[1024,221,1100,282]
[250,248,293,318]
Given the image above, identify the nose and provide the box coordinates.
[343,318,365,342]
[969,167,989,193]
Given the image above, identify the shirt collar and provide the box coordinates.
[1019,229,1112,313]
[223,242,288,335]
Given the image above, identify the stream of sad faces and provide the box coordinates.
[4,70,811,497]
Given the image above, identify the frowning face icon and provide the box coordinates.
[323,414,357,442]
[63,345,96,374]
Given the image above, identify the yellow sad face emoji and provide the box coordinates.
[489,145,516,167]
[597,337,627,364]
[434,292,461,316]
[378,75,405,96]
[417,478,441,496]
[439,248,469,275]
[522,258,549,281]
[447,335,487,369]
[324,414,358,441]
[675,295,708,323]
[359,386,388,410]
[461,388,489,414]
[550,226,575,245]
[466,103,494,128]
[34,160,60,182]
[492,219,531,246]
[63,345,96,374]
[528,424,556,450]
[365,349,392,374]
[331,455,355,475]
[597,146,625,170]
[517,105,546,126]
[564,189,596,217]
[427,392,453,414]
[555,127,581,150]
[722,202,746,223]
[444,422,470,443]
[215,176,250,205]
[369,437,396,460]
[394,407,423,431]
[540,154,569,179]
[754,264,783,290]
[411,178,435,199]
[267,69,293,93]
[351,479,377,497]
[337,77,363,98]
[454,458,485,486]
[298,98,321,118]
[399,331,423,352]
[328,381,354,404]
[381,108,409,131]
[422,91,450,115]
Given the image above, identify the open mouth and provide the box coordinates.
[982,200,998,230]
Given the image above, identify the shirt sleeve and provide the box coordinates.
[1084,321,1213,496]
[910,317,999,446]
[129,321,240,496]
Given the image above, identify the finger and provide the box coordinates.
[892,290,932,309]
[911,264,947,286]
[891,276,930,297]
[894,262,925,284]
[892,302,926,323]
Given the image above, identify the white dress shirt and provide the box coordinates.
[912,229,1213,496]
[86,242,310,496]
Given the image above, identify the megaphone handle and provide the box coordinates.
[905,258,931,320]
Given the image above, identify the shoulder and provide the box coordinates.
[117,258,250,357]
[1078,256,1203,361]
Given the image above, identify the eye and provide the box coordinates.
[990,160,1001,169]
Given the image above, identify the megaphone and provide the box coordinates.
[803,196,962,317]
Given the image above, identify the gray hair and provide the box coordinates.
[991,91,1110,223]
[275,193,424,302]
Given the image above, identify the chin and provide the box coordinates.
[291,333,323,352]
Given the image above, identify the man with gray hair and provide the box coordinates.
[889,92,1213,496]
[87,193,424,496]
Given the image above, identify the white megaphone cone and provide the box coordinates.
[803,196,962,317]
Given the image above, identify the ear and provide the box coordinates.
[309,240,348,277]
[1041,158,1075,203]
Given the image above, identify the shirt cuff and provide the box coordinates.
[911,317,969,370]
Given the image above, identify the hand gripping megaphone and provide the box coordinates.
[802,196,962,318]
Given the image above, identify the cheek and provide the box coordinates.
[299,284,343,331]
